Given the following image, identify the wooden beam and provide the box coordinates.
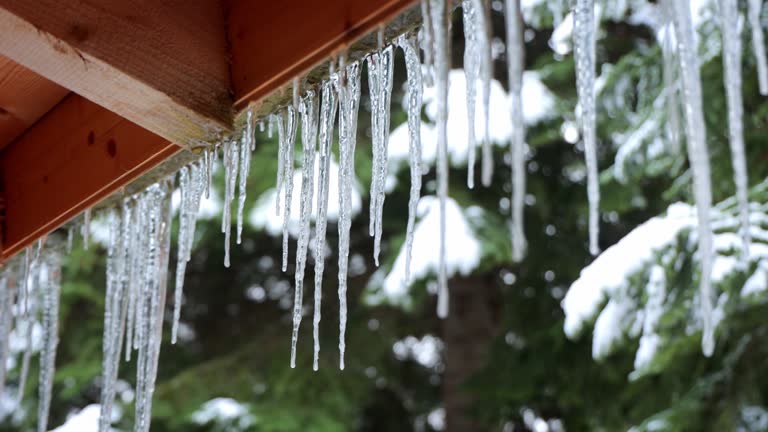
[0,94,181,259]
[0,56,69,151]
[0,0,232,147]
[228,0,420,110]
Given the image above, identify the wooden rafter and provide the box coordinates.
[0,0,424,261]
[0,57,69,151]
[0,94,179,259]
[229,0,420,110]
[0,0,233,147]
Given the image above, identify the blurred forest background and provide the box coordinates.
[4,0,768,431]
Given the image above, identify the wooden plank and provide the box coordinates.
[228,0,419,110]
[0,0,232,147]
[0,94,181,259]
[0,56,69,151]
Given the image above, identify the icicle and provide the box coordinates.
[336,60,362,370]
[430,0,451,318]
[276,113,286,217]
[661,0,682,154]
[368,53,382,242]
[66,227,74,253]
[506,0,527,262]
[290,90,319,370]
[573,0,600,256]
[311,79,338,370]
[19,247,30,324]
[222,139,240,268]
[99,210,121,431]
[37,255,60,432]
[237,109,254,245]
[671,0,715,356]
[82,208,91,250]
[421,0,436,87]
[16,245,38,405]
[476,0,494,187]
[399,34,424,282]
[172,163,205,344]
[463,0,479,188]
[0,275,13,397]
[376,45,394,267]
[134,182,173,432]
[719,0,751,259]
[125,199,140,362]
[748,0,768,95]
[281,107,299,272]
[367,43,395,266]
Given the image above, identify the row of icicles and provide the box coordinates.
[0,0,765,430]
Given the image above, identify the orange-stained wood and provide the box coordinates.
[228,0,419,109]
[0,94,180,259]
[0,0,232,147]
[0,55,69,151]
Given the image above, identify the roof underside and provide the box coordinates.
[0,0,422,261]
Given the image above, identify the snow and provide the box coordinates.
[191,398,254,428]
[563,202,695,338]
[565,194,768,369]
[249,156,362,236]
[550,12,573,55]
[742,264,768,297]
[392,334,443,368]
[388,69,555,170]
[50,405,102,432]
[371,196,482,307]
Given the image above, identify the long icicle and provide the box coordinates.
[223,139,240,268]
[17,244,39,405]
[573,0,600,256]
[477,0,494,187]
[506,0,527,262]
[368,52,383,245]
[337,59,362,370]
[373,44,395,267]
[99,209,121,432]
[291,89,319,370]
[281,104,299,272]
[0,274,12,397]
[671,0,715,356]
[719,0,751,259]
[172,167,190,344]
[312,77,338,370]
[82,208,91,250]
[134,182,173,432]
[431,0,451,319]
[171,162,205,345]
[37,254,61,432]
[463,0,480,188]
[237,109,255,245]
[276,113,286,216]
[660,0,682,155]
[748,0,768,95]
[399,33,424,282]
[421,0,435,87]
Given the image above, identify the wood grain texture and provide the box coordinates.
[0,0,232,147]
[228,0,419,110]
[0,94,180,259]
[0,56,69,151]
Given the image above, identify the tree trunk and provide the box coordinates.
[442,274,500,432]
